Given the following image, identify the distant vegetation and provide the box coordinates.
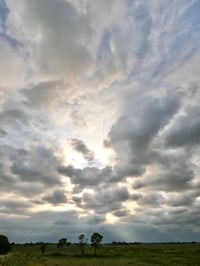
[91,232,103,255]
[0,234,200,266]
[78,234,86,256]
[0,235,11,254]
[57,238,67,250]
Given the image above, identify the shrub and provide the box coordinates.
[0,235,11,254]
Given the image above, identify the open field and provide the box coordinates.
[1,243,200,266]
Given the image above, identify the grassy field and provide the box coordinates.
[0,243,200,266]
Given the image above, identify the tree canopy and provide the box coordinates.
[0,235,11,254]
[91,232,103,255]
[57,238,67,249]
[79,234,86,256]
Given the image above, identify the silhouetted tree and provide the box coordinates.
[0,235,11,254]
[57,238,67,251]
[40,242,48,255]
[79,234,86,256]
[91,232,103,256]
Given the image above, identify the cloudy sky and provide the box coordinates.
[0,0,200,243]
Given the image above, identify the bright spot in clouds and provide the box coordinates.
[106,213,118,224]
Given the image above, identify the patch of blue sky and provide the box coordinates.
[0,0,8,31]
[96,31,112,63]
[0,1,23,50]
[0,32,23,50]
[172,0,200,51]
[128,3,152,58]
[153,0,200,78]
[131,0,200,84]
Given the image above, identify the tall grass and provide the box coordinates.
[0,243,200,266]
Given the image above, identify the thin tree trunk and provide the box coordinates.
[94,244,96,256]
[81,246,84,256]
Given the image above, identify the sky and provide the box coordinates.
[0,0,200,244]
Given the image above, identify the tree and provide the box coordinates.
[91,232,103,256]
[0,235,11,254]
[78,234,86,256]
[57,238,67,251]
[40,242,48,255]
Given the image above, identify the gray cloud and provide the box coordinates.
[10,146,61,186]
[164,107,200,147]
[105,94,180,180]
[57,165,112,190]
[7,0,92,81]
[22,80,66,111]
[0,144,65,202]
[0,128,7,137]
[42,189,67,205]
[151,153,195,192]
[113,209,130,217]
[166,193,196,207]
[82,186,130,213]
[0,199,31,216]
[70,138,95,161]
[85,214,105,225]
[0,38,26,90]
[0,108,29,126]
[137,192,165,207]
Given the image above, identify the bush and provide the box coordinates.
[0,235,11,254]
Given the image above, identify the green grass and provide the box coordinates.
[0,243,200,266]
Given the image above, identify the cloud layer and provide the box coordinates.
[0,0,200,243]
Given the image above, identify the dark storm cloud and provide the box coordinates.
[42,189,67,205]
[70,138,95,161]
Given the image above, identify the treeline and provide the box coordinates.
[0,232,103,256]
[1,234,199,256]
[110,241,142,245]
